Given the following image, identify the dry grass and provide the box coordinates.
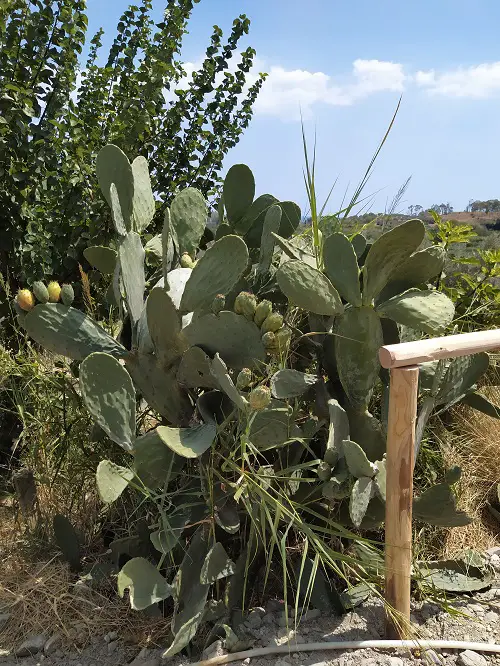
[0,504,170,652]
[438,381,500,559]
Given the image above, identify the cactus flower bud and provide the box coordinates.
[16,289,35,312]
[317,461,332,481]
[32,281,49,304]
[236,367,252,389]
[262,331,276,351]
[254,299,272,326]
[180,253,195,268]
[261,312,283,334]
[211,293,226,315]
[248,386,271,411]
[47,281,61,302]
[61,283,75,306]
[234,291,257,319]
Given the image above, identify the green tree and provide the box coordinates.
[0,0,266,285]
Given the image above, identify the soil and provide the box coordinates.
[1,587,500,666]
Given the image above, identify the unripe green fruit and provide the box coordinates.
[61,283,74,306]
[47,281,61,303]
[32,281,49,303]
[261,331,276,351]
[234,291,257,320]
[261,312,283,334]
[236,367,252,389]
[211,293,226,315]
[254,300,272,327]
[16,289,35,311]
[248,386,271,410]
[317,461,332,481]
[180,253,195,268]
[274,327,292,354]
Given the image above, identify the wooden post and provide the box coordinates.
[385,365,419,638]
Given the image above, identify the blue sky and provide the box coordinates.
[85,0,500,214]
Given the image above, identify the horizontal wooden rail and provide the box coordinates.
[382,327,500,639]
[379,328,500,369]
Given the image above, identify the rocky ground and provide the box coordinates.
[1,587,500,666]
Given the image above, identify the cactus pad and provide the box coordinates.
[323,232,362,306]
[258,204,281,274]
[170,187,207,256]
[96,144,134,232]
[223,164,255,225]
[118,557,172,610]
[277,260,343,316]
[118,232,146,330]
[177,346,218,389]
[377,288,455,334]
[155,423,217,458]
[96,460,133,503]
[131,156,155,232]
[270,369,317,399]
[133,429,185,489]
[146,288,187,368]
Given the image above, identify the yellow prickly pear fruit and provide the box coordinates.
[47,281,61,302]
[261,312,283,334]
[180,253,195,268]
[32,281,49,303]
[61,284,74,306]
[261,331,276,351]
[248,386,271,411]
[236,367,252,389]
[16,289,35,312]
[234,291,257,320]
[254,299,272,327]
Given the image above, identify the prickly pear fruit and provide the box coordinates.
[274,327,292,354]
[248,386,271,410]
[180,253,195,268]
[33,281,49,304]
[12,299,26,317]
[234,291,257,320]
[16,289,35,311]
[262,331,277,351]
[261,312,283,334]
[211,293,226,315]
[236,367,252,389]
[47,281,61,303]
[254,299,272,326]
[317,461,332,481]
[61,284,75,306]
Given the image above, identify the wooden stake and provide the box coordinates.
[385,365,419,639]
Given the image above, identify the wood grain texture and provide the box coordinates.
[385,365,419,638]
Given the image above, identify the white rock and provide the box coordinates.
[44,634,63,655]
[388,657,405,666]
[107,640,118,655]
[422,650,442,665]
[457,650,489,666]
[15,634,47,657]
[202,640,225,660]
[484,611,498,623]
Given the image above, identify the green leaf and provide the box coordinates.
[155,423,216,458]
[118,557,172,610]
[270,369,318,399]
[200,542,236,584]
[80,352,135,451]
[83,246,117,274]
[277,260,344,316]
[323,232,362,306]
[96,460,133,503]
[376,289,455,334]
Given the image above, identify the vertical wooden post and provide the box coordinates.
[385,365,419,639]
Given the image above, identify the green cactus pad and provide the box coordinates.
[118,232,146,330]
[278,201,301,238]
[413,483,471,527]
[80,352,136,451]
[200,542,236,584]
[345,407,386,462]
[24,303,125,360]
[155,423,216,458]
[270,369,317,399]
[210,354,248,410]
[184,311,266,370]
[164,614,204,659]
[53,514,81,572]
[215,222,232,239]
[172,526,210,630]
[334,306,383,408]
[118,557,172,610]
[133,429,185,489]
[436,352,490,406]
[223,164,255,225]
[323,233,362,306]
[377,288,455,334]
[248,406,299,450]
[241,193,278,242]
[96,144,134,232]
[96,460,133,504]
[125,353,192,425]
[144,234,162,260]
[374,459,386,500]
[258,204,281,275]
[109,183,127,236]
[151,511,190,555]
[170,187,207,256]
[351,234,367,258]
[324,399,350,467]
[343,439,376,478]
[83,246,117,275]
[362,219,425,303]
[350,477,376,528]
[380,246,446,301]
[272,232,316,268]
[180,235,249,314]
[461,392,500,418]
[162,208,172,286]
[177,346,218,389]
[277,260,343,316]
[131,156,155,232]
[146,288,187,368]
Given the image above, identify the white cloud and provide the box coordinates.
[416,62,500,98]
